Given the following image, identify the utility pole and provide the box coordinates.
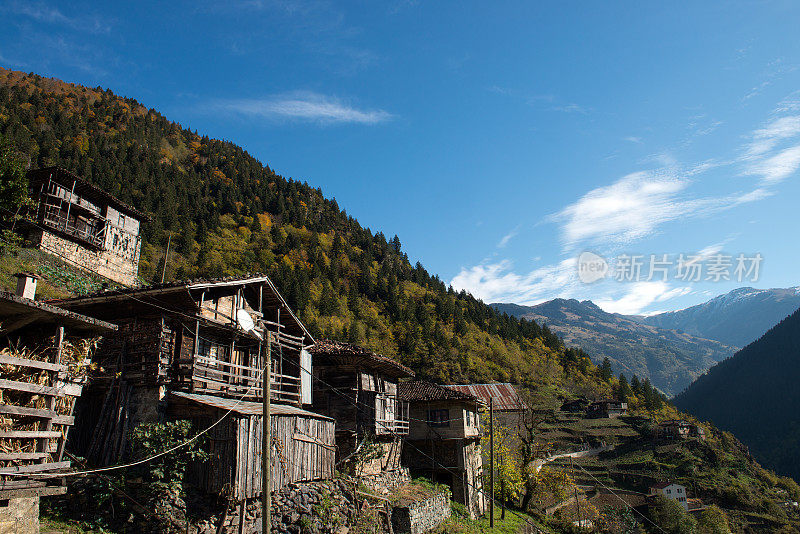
[262,334,271,534]
[489,397,494,528]
[161,233,172,284]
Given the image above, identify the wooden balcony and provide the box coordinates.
[190,355,302,405]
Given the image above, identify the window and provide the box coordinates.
[666,489,671,494]
[428,409,450,427]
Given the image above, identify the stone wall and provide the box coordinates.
[391,492,450,534]
[0,497,39,534]
[37,229,140,286]
[359,467,410,496]
[198,479,388,534]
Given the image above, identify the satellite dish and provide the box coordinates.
[236,309,262,340]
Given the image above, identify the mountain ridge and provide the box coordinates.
[492,298,737,395]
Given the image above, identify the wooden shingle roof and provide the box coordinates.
[308,340,414,378]
[398,380,477,403]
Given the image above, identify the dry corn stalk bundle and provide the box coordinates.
[0,336,100,465]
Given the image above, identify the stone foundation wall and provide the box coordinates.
[197,479,388,534]
[359,467,410,496]
[391,492,450,534]
[0,497,39,534]
[37,229,140,286]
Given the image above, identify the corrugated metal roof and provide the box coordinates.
[170,392,334,421]
[446,383,527,412]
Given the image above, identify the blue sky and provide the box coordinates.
[2,1,800,314]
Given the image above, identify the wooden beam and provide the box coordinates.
[0,431,62,439]
[0,379,83,397]
[0,453,49,461]
[0,354,66,372]
[0,404,74,425]
[0,460,70,474]
[0,485,67,499]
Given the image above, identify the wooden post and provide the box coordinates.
[262,334,271,534]
[489,397,494,528]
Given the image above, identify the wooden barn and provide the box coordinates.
[308,340,413,479]
[399,380,487,519]
[0,278,116,533]
[55,275,315,467]
[169,392,335,499]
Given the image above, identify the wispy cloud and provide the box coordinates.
[3,0,111,34]
[750,145,800,183]
[497,225,520,248]
[216,91,393,124]
[624,136,642,144]
[552,103,587,114]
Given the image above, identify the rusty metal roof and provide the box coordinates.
[445,383,527,412]
[170,392,334,420]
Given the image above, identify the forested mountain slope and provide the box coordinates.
[674,307,800,481]
[492,298,735,396]
[0,67,606,393]
[636,286,800,348]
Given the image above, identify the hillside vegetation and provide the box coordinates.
[675,306,800,482]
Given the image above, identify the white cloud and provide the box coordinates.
[624,136,642,144]
[217,91,393,124]
[745,115,800,158]
[750,144,800,183]
[450,258,578,305]
[554,171,688,248]
[595,282,691,315]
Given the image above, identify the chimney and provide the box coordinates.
[14,272,39,300]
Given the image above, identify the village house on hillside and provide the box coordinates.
[308,340,414,489]
[648,482,689,510]
[21,167,148,286]
[0,275,117,533]
[587,399,628,418]
[399,379,487,519]
[54,275,336,502]
[655,419,706,441]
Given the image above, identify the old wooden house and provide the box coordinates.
[447,382,528,430]
[398,380,487,519]
[0,275,116,533]
[55,275,335,499]
[22,167,148,286]
[308,340,413,480]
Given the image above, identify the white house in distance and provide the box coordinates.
[649,482,688,510]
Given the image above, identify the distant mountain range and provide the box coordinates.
[636,286,800,347]
[493,286,800,396]
[492,299,736,396]
[674,306,800,481]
